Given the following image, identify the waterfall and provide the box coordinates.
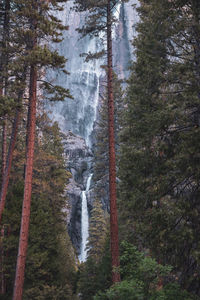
[47,0,139,254]
[79,173,93,262]
[46,0,104,144]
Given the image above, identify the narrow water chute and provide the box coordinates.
[79,173,93,262]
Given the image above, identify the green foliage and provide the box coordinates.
[42,81,72,102]
[87,198,108,260]
[0,112,76,299]
[0,96,15,116]
[120,242,171,296]
[0,0,71,123]
[23,283,75,300]
[94,281,195,300]
[93,73,123,211]
[151,283,196,300]
[74,0,129,36]
[94,280,144,300]
[94,242,195,300]
[121,242,171,280]
[119,0,200,294]
[73,0,129,64]
[78,237,112,300]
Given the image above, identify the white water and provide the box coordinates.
[79,174,93,262]
[46,0,104,147]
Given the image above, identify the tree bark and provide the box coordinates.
[12,64,37,300]
[12,8,38,295]
[107,0,120,284]
[1,118,7,180]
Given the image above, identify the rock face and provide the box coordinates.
[62,131,92,252]
[48,0,139,254]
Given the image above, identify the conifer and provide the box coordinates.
[74,0,127,283]
[2,110,76,299]
[87,198,108,260]
[11,1,71,298]
[119,0,200,294]
[0,0,71,223]
[0,0,10,180]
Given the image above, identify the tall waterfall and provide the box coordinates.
[48,0,139,255]
[79,174,93,262]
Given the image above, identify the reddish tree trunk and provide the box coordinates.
[12,60,37,300]
[12,64,37,300]
[1,118,7,179]
[107,0,120,283]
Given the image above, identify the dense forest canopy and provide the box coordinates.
[0,0,200,299]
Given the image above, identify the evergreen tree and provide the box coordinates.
[74,0,127,282]
[87,198,108,260]
[119,0,200,295]
[78,236,112,300]
[8,1,71,298]
[94,242,195,300]
[0,0,72,226]
[94,73,123,183]
[1,111,77,299]
[0,0,10,182]
[93,73,123,217]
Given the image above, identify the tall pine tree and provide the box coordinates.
[11,1,71,299]
[119,0,200,295]
[74,0,128,282]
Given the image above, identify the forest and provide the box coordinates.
[0,0,200,299]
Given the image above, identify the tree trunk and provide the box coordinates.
[1,118,7,179]
[107,0,120,284]
[12,63,37,300]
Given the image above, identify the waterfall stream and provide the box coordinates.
[79,174,93,262]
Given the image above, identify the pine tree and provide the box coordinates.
[119,0,200,294]
[13,34,37,300]
[0,0,10,180]
[74,0,127,282]
[2,110,77,299]
[0,73,27,224]
[93,73,123,216]
[11,1,71,298]
[87,198,108,260]
[78,237,112,300]
[0,0,72,226]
